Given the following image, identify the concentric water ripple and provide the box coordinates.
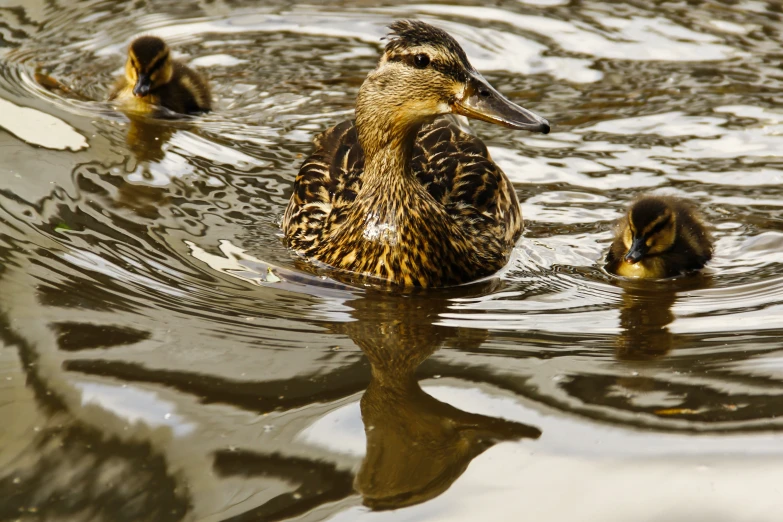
[1,0,783,520]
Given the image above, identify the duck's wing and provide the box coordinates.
[172,61,212,113]
[282,120,364,257]
[412,116,522,244]
[283,117,522,256]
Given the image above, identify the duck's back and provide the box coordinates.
[666,201,713,274]
[164,61,211,114]
[412,117,521,244]
[282,116,523,286]
[283,120,364,258]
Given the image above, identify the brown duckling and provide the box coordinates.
[108,36,211,115]
[283,20,550,288]
[605,195,713,279]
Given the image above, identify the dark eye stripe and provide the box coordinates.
[431,62,466,82]
[387,53,422,68]
[387,53,466,82]
[646,217,670,237]
[147,53,169,74]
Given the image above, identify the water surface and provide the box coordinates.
[1,1,783,520]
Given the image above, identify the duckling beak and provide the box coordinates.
[453,72,550,134]
[133,74,152,97]
[624,237,647,264]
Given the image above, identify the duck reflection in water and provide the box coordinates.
[98,116,180,221]
[614,280,677,360]
[123,115,177,165]
[333,284,541,510]
[614,277,711,360]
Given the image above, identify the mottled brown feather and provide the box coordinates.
[283,116,522,287]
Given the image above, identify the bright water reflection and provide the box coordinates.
[1,0,783,520]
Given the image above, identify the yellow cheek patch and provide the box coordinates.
[126,61,138,81]
[622,227,633,249]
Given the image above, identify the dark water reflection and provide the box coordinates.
[2,0,783,520]
[344,289,541,510]
[614,278,710,360]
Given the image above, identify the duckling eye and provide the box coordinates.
[413,54,430,69]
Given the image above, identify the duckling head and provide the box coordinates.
[356,20,550,155]
[622,197,677,264]
[125,36,173,98]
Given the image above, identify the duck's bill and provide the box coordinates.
[453,73,550,134]
[624,237,647,264]
[133,74,152,97]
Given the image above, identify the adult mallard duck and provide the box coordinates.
[283,20,550,288]
[108,36,211,115]
[605,195,713,279]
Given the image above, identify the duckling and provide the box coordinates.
[283,20,550,288]
[108,36,211,115]
[605,195,713,279]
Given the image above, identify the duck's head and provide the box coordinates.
[125,36,173,98]
[356,20,550,154]
[622,197,677,264]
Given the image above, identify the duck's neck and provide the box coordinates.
[355,82,422,188]
[358,130,418,191]
[355,121,424,246]
[350,81,442,254]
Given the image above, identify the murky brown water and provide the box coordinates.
[2,0,783,520]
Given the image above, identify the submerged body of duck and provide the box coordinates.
[283,20,549,288]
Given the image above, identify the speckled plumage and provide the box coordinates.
[284,117,521,287]
[108,36,211,115]
[283,20,547,288]
[605,195,713,279]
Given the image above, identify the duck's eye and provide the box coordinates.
[413,54,430,69]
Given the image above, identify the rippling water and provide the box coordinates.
[2,0,783,520]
